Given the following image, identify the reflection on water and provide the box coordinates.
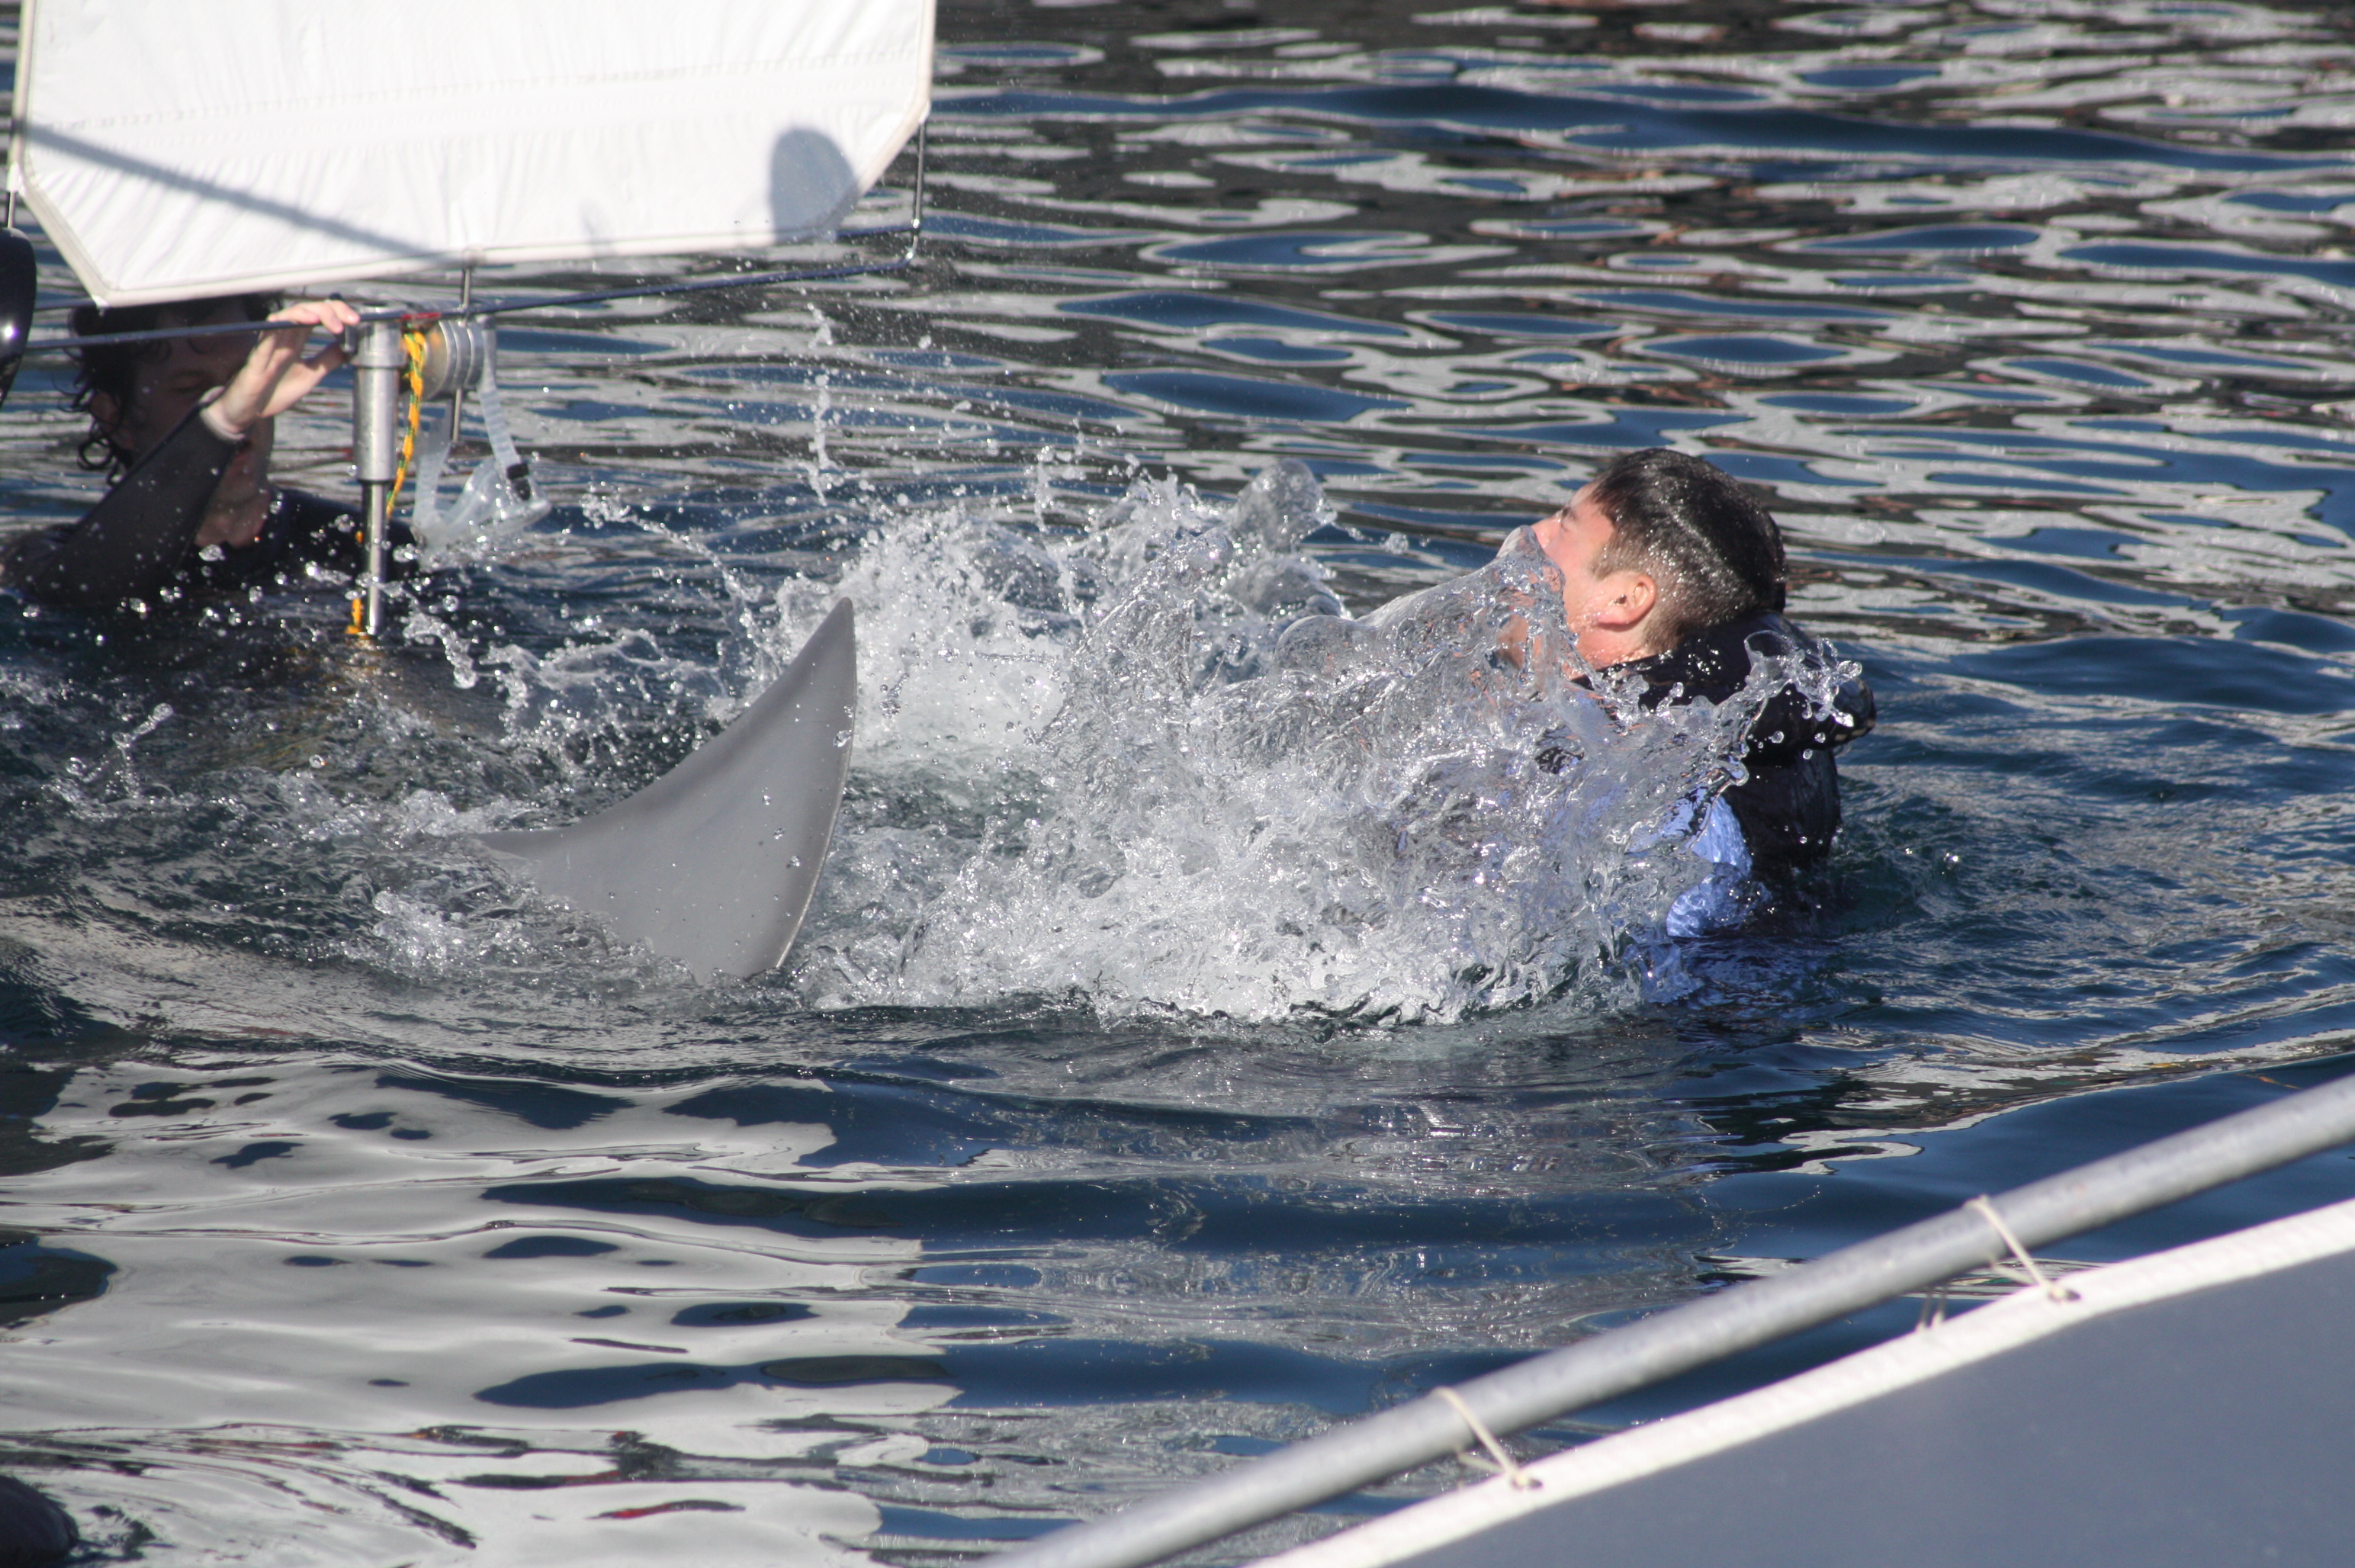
[5,0,2355,1560]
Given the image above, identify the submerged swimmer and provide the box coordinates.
[0,294,408,609]
[1354,447,1873,885]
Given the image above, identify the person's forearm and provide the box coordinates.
[8,408,235,606]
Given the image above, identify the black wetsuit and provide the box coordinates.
[0,405,404,608]
[1619,612,1875,876]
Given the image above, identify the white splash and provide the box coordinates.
[758,462,1814,1024]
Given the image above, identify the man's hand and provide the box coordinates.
[201,298,361,440]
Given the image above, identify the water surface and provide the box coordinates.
[5,0,2355,1561]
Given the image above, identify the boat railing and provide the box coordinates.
[988,1068,2355,1568]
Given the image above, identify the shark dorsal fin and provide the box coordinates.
[478,598,856,979]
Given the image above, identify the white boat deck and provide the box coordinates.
[1264,1197,2355,1568]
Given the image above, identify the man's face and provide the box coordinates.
[1531,482,1659,667]
[97,304,277,549]
[1533,484,1616,617]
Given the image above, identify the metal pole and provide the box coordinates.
[993,1070,2355,1568]
[908,120,927,263]
[19,239,924,360]
[349,319,403,638]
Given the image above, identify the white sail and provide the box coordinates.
[10,0,933,307]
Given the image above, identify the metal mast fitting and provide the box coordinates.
[417,316,492,399]
[349,317,403,638]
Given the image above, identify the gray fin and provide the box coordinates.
[477,599,856,979]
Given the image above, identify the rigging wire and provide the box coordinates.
[7,246,915,355]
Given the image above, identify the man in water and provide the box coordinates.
[1,294,389,608]
[1351,447,1873,888]
[1521,446,1872,878]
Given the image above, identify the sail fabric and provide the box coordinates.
[11,0,933,306]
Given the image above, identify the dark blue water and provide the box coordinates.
[5,1,2355,1562]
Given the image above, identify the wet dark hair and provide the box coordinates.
[1586,447,1787,645]
[68,293,278,478]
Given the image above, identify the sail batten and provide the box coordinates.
[12,0,934,306]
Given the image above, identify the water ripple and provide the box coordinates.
[5,0,2355,1559]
